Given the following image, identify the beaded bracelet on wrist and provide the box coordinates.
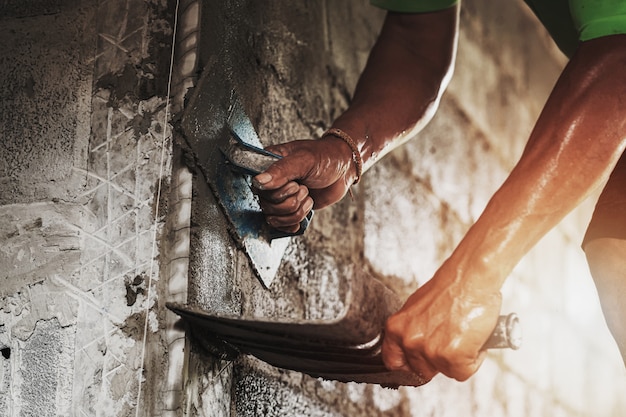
[321,127,363,184]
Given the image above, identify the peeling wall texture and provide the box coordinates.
[1,1,626,417]
[0,0,180,415]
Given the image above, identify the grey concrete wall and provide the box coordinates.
[0,0,182,415]
[1,0,626,417]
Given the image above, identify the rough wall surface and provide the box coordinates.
[0,0,179,415]
[1,1,626,417]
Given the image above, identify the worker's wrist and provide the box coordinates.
[320,128,362,185]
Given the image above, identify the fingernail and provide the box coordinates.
[253,173,272,189]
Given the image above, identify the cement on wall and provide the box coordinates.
[0,0,93,206]
[0,0,180,415]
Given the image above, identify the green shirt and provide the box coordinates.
[371,0,626,57]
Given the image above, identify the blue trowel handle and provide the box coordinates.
[222,134,313,237]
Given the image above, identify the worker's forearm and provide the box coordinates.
[450,146,621,291]
[444,36,626,291]
[331,5,459,172]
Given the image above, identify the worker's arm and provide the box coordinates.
[253,5,459,232]
[382,34,626,382]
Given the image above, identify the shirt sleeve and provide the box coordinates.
[569,0,626,41]
[370,0,458,13]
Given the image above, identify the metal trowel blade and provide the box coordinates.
[215,94,292,287]
[178,63,291,288]
[227,95,264,149]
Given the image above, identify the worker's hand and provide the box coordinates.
[381,262,502,382]
[252,135,357,233]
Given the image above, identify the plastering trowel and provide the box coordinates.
[167,267,521,388]
[179,61,311,288]
[221,96,313,239]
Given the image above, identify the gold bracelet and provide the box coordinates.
[322,127,363,184]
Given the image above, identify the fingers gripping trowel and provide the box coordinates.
[222,95,313,236]
[167,266,521,388]
[214,95,313,287]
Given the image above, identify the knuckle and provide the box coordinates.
[294,203,309,219]
[286,197,300,212]
[421,343,441,363]
[267,144,287,157]
[382,352,405,370]
[447,360,476,381]
[453,371,473,382]
[265,198,298,216]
